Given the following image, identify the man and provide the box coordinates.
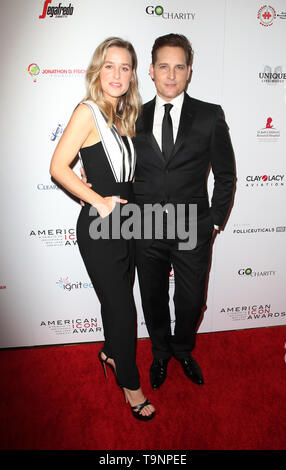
[133,34,235,389]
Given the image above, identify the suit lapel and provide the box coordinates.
[142,93,195,166]
[143,98,166,166]
[167,93,195,165]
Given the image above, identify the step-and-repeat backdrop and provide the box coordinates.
[0,0,285,348]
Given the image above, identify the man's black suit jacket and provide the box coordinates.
[133,92,236,242]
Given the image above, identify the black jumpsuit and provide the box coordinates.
[76,105,139,390]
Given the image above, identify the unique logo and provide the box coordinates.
[146,5,195,20]
[27,63,40,82]
[39,0,74,19]
[259,65,286,85]
[258,5,276,26]
[257,117,280,141]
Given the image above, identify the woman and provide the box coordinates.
[50,37,155,421]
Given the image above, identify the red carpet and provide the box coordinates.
[0,326,285,451]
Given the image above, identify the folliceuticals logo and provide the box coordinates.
[27,63,40,82]
[257,5,276,26]
[39,0,74,19]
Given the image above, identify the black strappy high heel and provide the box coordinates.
[98,348,117,380]
[98,348,155,421]
[129,398,155,421]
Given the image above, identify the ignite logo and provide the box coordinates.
[56,277,93,291]
[39,0,74,19]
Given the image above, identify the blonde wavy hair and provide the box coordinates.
[84,37,141,137]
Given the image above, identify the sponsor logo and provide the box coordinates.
[257,117,280,141]
[257,5,276,26]
[29,228,76,247]
[27,63,85,82]
[146,5,195,20]
[56,276,93,291]
[27,63,40,82]
[245,174,284,187]
[233,224,286,234]
[40,317,102,336]
[36,183,60,191]
[238,267,276,277]
[51,124,64,141]
[169,266,175,285]
[220,304,285,321]
[259,65,286,85]
[39,0,74,19]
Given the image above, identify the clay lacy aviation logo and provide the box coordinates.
[257,5,276,26]
[245,174,284,187]
[146,5,195,20]
[39,0,74,18]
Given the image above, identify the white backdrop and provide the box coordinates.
[0,0,285,348]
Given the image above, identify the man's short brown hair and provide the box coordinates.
[151,33,194,66]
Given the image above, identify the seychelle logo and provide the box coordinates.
[146,5,195,20]
[39,0,74,19]
[27,63,40,82]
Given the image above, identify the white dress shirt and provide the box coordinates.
[152,92,219,231]
[152,92,184,150]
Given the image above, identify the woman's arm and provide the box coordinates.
[50,104,104,208]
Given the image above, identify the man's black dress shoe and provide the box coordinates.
[178,356,204,385]
[150,358,170,389]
